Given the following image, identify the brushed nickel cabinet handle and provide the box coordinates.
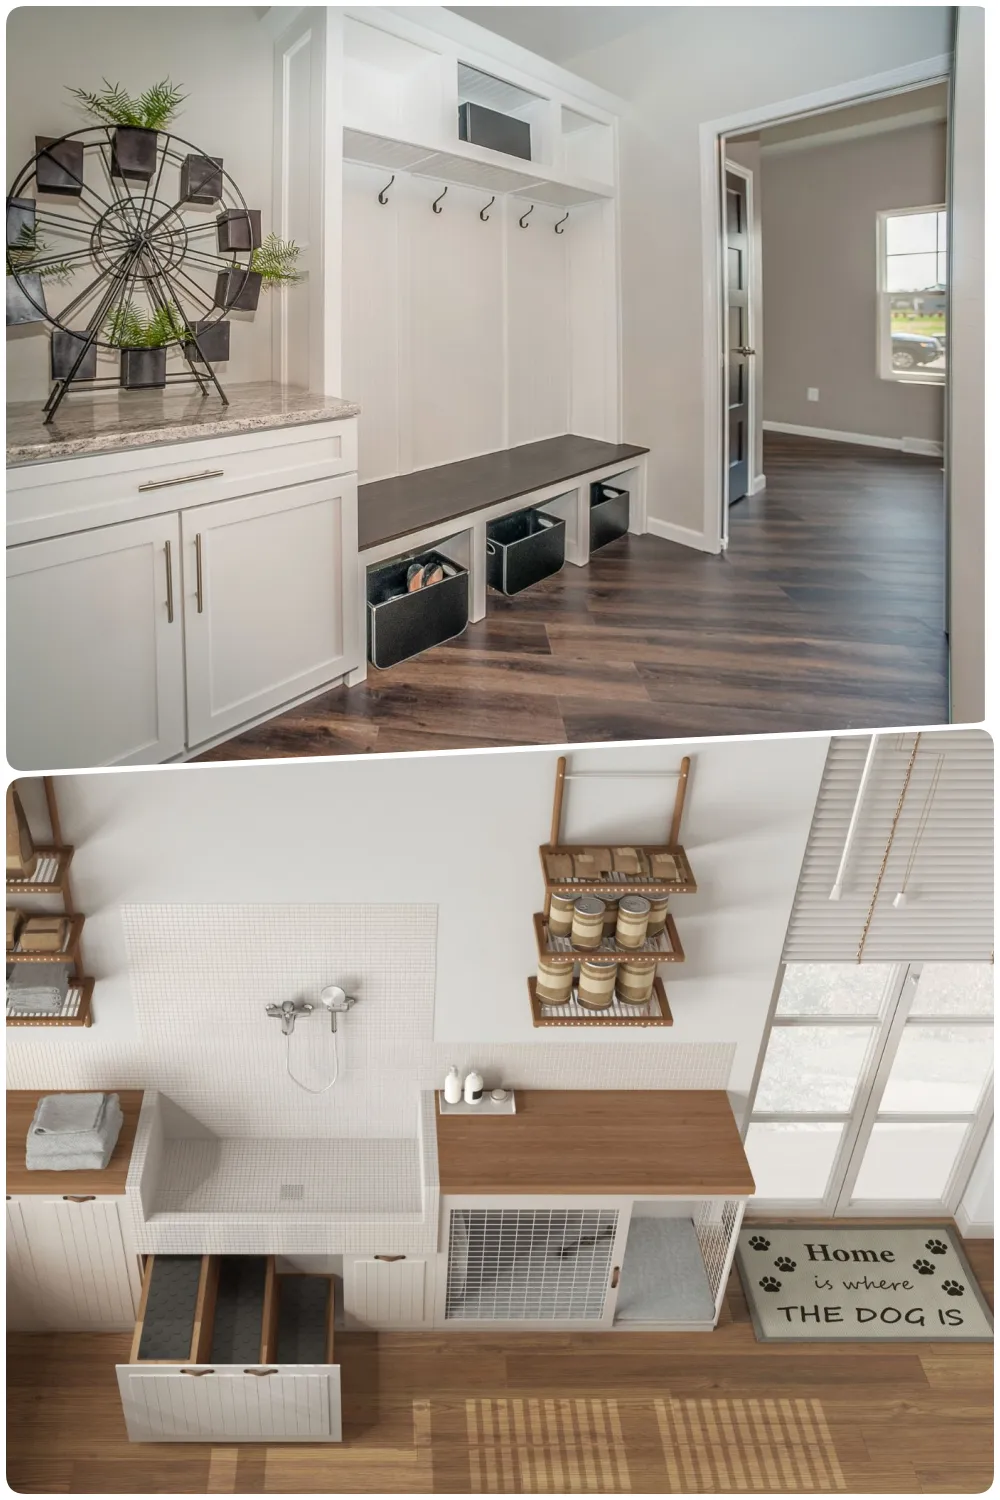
[610,1266,620,1289]
[180,1367,215,1376]
[244,1367,279,1377]
[737,345,756,356]
[62,1195,96,1203]
[164,540,174,624]
[138,469,223,492]
[195,533,204,614]
[374,1255,406,1262]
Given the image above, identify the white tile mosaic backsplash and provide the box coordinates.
[6,905,736,1136]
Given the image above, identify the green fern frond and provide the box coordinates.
[146,301,187,346]
[249,233,304,289]
[6,223,72,282]
[105,300,186,348]
[68,77,185,129]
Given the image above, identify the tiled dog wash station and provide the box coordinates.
[6,731,993,1444]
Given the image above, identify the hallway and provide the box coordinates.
[202,434,948,759]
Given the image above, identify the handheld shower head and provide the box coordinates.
[319,984,357,1031]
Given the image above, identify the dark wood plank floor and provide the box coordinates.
[7,1240,991,1493]
[201,434,947,761]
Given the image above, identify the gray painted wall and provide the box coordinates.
[760,121,947,442]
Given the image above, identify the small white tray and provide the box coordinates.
[438,1090,516,1115]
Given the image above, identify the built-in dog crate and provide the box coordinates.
[116,1254,341,1441]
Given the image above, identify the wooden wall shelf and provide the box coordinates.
[6,844,74,898]
[7,913,85,966]
[6,978,94,1028]
[533,910,684,966]
[528,976,673,1028]
[539,842,696,896]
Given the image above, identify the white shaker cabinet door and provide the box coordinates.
[181,477,359,746]
[343,1256,433,1327]
[6,513,185,769]
[7,1201,45,1331]
[116,1366,343,1442]
[9,1197,141,1332]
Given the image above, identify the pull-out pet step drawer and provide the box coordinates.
[115,1362,342,1442]
[272,1273,335,1364]
[130,1254,215,1363]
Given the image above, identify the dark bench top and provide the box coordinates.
[358,434,649,552]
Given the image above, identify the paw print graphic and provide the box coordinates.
[774,1256,797,1272]
[912,1259,936,1275]
[759,1275,782,1293]
[925,1238,949,1256]
[942,1280,964,1297]
[748,1235,771,1252]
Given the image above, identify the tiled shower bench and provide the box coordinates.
[348,433,650,685]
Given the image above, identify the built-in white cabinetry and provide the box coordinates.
[6,419,360,768]
[6,1196,141,1332]
[6,515,186,770]
[117,1365,342,1443]
[343,1254,434,1328]
[181,478,358,744]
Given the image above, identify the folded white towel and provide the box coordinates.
[27,1095,123,1161]
[33,1092,107,1136]
[25,1150,112,1172]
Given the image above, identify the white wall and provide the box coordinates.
[958,1124,993,1236]
[760,122,946,444]
[5,7,278,401]
[947,7,985,724]
[6,736,829,1134]
[554,6,954,538]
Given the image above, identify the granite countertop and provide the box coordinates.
[7,381,361,466]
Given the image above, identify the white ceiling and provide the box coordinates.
[447,6,664,65]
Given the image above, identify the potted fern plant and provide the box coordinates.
[214,232,303,312]
[69,79,186,181]
[6,213,72,329]
[105,301,185,389]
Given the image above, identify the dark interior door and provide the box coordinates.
[726,171,750,505]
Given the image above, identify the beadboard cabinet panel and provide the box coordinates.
[181,477,359,745]
[116,1366,342,1442]
[6,1197,140,1331]
[343,1255,432,1327]
[6,514,186,770]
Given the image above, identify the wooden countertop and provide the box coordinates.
[7,1089,143,1195]
[435,1090,755,1198]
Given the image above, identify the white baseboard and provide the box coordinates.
[764,420,943,457]
[645,516,720,553]
[751,473,767,494]
[955,1203,993,1239]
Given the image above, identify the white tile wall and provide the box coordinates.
[7,904,737,1139]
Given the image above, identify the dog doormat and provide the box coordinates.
[736,1223,993,1342]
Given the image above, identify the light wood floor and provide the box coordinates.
[7,1243,991,1494]
[200,434,948,760]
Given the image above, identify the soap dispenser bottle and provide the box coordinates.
[444,1065,462,1105]
[464,1068,484,1105]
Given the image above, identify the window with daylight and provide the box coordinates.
[745,962,993,1214]
[878,207,947,383]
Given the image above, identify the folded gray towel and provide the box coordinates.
[25,1149,113,1172]
[27,1095,123,1161]
[33,1092,106,1135]
[7,963,71,1014]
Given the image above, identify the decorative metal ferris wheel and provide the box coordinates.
[6,114,283,423]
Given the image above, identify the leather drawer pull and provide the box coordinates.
[374,1254,406,1262]
[62,1195,96,1203]
[244,1367,279,1377]
[611,1266,620,1289]
[138,469,224,492]
[180,1367,214,1376]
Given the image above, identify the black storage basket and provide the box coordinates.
[367,550,469,669]
[486,508,566,596]
[589,481,630,551]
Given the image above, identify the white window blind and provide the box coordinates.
[783,731,993,962]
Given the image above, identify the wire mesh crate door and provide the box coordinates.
[692,1198,745,1320]
[445,1208,619,1322]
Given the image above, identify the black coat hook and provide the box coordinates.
[377,175,395,205]
[432,185,448,214]
[518,203,535,229]
[479,195,496,222]
[554,213,569,234]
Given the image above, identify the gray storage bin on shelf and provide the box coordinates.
[367,550,469,669]
[486,508,565,595]
[458,101,531,161]
[590,481,630,551]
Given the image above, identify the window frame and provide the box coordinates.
[876,205,948,387]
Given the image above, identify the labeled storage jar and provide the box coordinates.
[578,960,617,1009]
[547,892,576,938]
[646,894,670,936]
[615,895,651,949]
[571,896,606,950]
[615,959,657,1006]
[536,957,574,1005]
